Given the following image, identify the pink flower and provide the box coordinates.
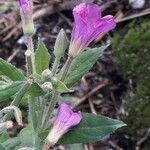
[69,3,116,57]
[19,0,34,35]
[43,103,82,149]
[19,0,31,14]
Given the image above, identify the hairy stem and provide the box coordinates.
[52,57,60,75]
[60,56,73,81]
[27,36,36,74]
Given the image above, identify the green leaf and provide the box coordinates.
[35,40,50,74]
[0,81,24,102]
[39,113,126,144]
[58,113,126,144]
[0,81,11,90]
[0,58,26,81]
[65,45,108,87]
[53,80,72,93]
[0,133,9,143]
[64,45,109,87]
[1,137,21,150]
[28,82,44,96]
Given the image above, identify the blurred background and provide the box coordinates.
[0,0,150,149]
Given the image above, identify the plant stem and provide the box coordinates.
[60,56,73,81]
[28,96,38,148]
[41,91,58,128]
[28,96,37,130]
[52,57,60,75]
[26,35,37,148]
[27,35,36,74]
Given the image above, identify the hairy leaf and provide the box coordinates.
[65,45,108,87]
[0,58,25,81]
[0,81,24,102]
[35,40,50,74]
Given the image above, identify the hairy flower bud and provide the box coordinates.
[41,69,53,81]
[43,103,82,149]
[54,29,68,58]
[41,82,53,93]
[19,0,34,35]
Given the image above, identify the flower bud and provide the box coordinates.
[54,29,68,58]
[19,0,34,35]
[0,121,13,133]
[51,77,58,85]
[43,103,82,149]
[41,82,53,93]
[41,69,53,81]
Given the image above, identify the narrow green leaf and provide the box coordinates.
[0,58,26,81]
[35,40,50,74]
[0,81,24,102]
[65,45,108,87]
[53,80,72,93]
[58,113,126,144]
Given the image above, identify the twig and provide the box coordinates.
[7,49,20,63]
[108,140,123,150]
[116,8,150,23]
[136,128,150,150]
[88,98,97,114]
[74,79,109,108]
[88,143,94,150]
[58,11,73,27]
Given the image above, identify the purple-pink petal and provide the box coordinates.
[70,3,116,55]
[19,0,31,14]
[53,102,82,132]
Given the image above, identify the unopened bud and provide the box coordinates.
[41,82,53,93]
[41,69,53,81]
[54,29,68,58]
[19,0,34,35]
[51,77,58,85]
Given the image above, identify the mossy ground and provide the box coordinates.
[112,18,150,146]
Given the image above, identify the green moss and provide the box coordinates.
[112,18,150,140]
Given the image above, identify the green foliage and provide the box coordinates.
[39,113,126,144]
[35,40,50,74]
[53,79,72,93]
[65,45,108,87]
[0,58,25,81]
[28,82,44,96]
[112,19,150,99]
[0,81,24,101]
[112,18,150,142]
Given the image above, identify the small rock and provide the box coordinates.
[129,0,145,9]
